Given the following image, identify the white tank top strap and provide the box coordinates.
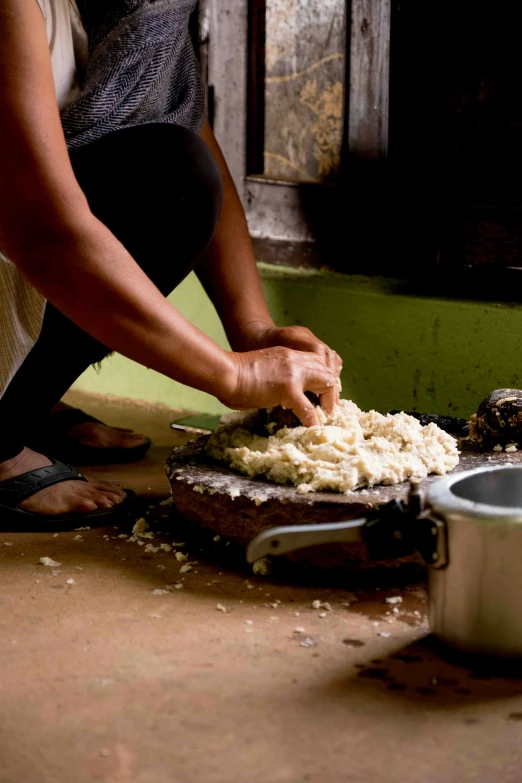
[34,0,88,111]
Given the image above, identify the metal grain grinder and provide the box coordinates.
[248,465,522,660]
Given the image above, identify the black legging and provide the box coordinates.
[0,123,223,462]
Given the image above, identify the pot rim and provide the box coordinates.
[427,464,522,522]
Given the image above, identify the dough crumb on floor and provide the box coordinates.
[206,400,459,494]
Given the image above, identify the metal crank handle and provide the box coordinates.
[246,518,367,563]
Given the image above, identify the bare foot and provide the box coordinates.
[0,447,126,516]
[51,401,147,450]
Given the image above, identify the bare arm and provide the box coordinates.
[198,121,342,408]
[0,0,337,424]
[197,121,275,350]
[0,0,233,396]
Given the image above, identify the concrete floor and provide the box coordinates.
[2,393,522,783]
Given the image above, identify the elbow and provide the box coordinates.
[0,191,92,274]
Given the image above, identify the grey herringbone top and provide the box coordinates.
[61,0,205,150]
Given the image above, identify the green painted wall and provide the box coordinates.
[73,265,522,418]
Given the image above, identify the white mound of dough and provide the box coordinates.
[206,400,459,494]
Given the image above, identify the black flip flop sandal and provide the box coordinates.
[26,408,152,466]
[0,458,136,532]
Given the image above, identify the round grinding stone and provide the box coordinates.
[165,435,522,571]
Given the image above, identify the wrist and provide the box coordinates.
[207,348,239,403]
[231,319,276,351]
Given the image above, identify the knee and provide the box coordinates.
[70,124,226,294]
[73,123,224,255]
[144,125,224,260]
[176,127,224,248]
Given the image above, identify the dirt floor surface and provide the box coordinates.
[1,392,522,783]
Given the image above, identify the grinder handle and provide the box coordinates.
[246,518,367,563]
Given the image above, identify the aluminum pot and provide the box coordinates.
[247,465,522,659]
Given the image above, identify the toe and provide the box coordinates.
[93,495,115,509]
[67,422,148,451]
[92,481,126,501]
[100,491,123,505]
[79,483,125,509]
[75,497,99,513]
[117,432,148,447]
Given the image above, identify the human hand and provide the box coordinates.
[236,322,342,410]
[218,346,338,426]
